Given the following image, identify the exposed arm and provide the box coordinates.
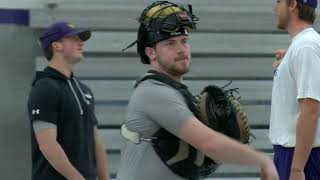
[179,117,279,179]
[36,128,85,180]
[289,46,320,179]
[290,98,320,172]
[94,128,109,180]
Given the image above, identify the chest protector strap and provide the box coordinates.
[134,70,218,180]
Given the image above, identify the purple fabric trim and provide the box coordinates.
[273,145,320,180]
[0,9,29,25]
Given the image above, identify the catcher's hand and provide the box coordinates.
[194,84,250,144]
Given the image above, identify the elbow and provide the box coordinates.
[38,140,57,155]
[311,111,320,122]
[38,143,50,154]
[301,111,319,124]
[34,128,58,155]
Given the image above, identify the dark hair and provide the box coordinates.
[287,0,316,23]
[43,45,53,61]
[137,24,152,64]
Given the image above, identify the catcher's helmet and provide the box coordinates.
[123,1,199,64]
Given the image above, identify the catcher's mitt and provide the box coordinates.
[194,84,250,144]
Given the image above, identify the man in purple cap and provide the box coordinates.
[270,0,320,179]
[27,22,109,180]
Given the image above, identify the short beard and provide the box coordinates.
[169,66,190,76]
[157,59,190,77]
[277,23,286,30]
[277,11,289,30]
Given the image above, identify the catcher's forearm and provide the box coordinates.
[203,130,269,166]
[179,118,270,167]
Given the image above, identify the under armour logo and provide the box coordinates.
[32,109,40,115]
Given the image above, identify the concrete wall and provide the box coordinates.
[0,24,40,179]
[0,0,44,9]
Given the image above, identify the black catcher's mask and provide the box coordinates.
[123,1,199,64]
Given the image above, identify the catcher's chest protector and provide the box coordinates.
[134,70,218,180]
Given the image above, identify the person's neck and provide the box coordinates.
[48,57,73,78]
[287,19,312,38]
[152,68,183,83]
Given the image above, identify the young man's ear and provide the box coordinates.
[52,42,62,51]
[289,0,298,11]
[145,47,156,63]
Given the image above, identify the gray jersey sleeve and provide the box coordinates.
[33,120,57,134]
[134,80,195,136]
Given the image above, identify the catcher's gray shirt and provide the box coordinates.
[117,79,195,180]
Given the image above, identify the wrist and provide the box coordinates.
[291,161,304,172]
[67,171,84,180]
[98,175,108,180]
[291,167,303,173]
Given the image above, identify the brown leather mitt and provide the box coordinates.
[194,84,250,144]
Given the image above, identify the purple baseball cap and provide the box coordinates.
[39,22,91,50]
[297,0,318,8]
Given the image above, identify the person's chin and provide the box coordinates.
[179,65,190,75]
[276,20,286,30]
[77,53,84,59]
[277,23,283,29]
[73,55,83,63]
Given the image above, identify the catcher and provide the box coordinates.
[118,1,279,180]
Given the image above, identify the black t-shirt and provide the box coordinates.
[28,67,98,180]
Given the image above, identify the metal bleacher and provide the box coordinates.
[29,0,320,179]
